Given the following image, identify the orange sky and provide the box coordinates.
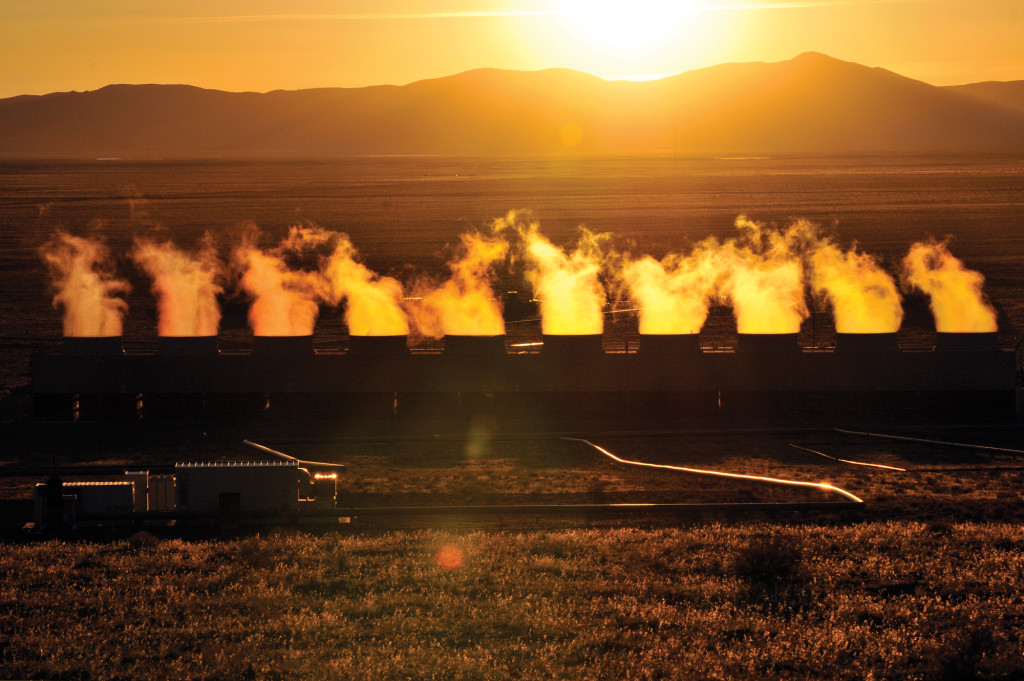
[1,0,1022,99]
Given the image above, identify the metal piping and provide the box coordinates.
[834,428,1024,455]
[788,443,906,471]
[563,437,864,504]
[242,439,346,469]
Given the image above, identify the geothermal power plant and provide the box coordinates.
[31,216,1023,429]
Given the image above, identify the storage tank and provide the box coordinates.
[347,335,410,355]
[157,336,219,355]
[252,335,315,355]
[60,336,124,355]
[935,332,1000,352]
[638,334,701,354]
[540,334,604,355]
[835,332,899,353]
[442,334,507,356]
[736,333,800,353]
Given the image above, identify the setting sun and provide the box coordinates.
[559,0,698,55]
[0,1,1022,97]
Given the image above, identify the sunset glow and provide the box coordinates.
[558,0,698,55]
[0,1,1021,98]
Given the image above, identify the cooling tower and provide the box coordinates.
[935,332,1000,352]
[157,336,219,355]
[442,335,507,356]
[735,333,799,353]
[638,334,702,354]
[60,336,124,355]
[540,334,604,355]
[347,334,410,355]
[835,332,899,353]
[252,335,315,355]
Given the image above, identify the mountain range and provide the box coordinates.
[2,52,1023,157]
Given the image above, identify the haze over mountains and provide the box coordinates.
[2,52,1023,158]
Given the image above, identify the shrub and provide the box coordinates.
[734,533,806,602]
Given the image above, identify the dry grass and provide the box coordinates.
[1,523,1023,680]
[3,428,1024,679]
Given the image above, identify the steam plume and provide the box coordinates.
[808,238,903,334]
[131,235,223,337]
[901,240,997,332]
[232,226,324,336]
[406,231,507,338]
[620,243,719,334]
[496,211,606,335]
[40,232,130,337]
[716,217,808,334]
[322,234,409,336]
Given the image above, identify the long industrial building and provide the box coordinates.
[31,332,1022,430]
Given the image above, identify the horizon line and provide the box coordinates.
[6,50,1017,101]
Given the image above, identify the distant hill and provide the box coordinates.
[944,80,1024,116]
[2,52,1023,157]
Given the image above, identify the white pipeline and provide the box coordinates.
[788,443,906,471]
[563,437,864,504]
[242,439,346,469]
[834,429,1024,456]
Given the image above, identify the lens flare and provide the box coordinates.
[436,545,464,571]
[558,122,585,148]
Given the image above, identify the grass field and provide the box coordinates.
[2,428,1024,679]
[1,522,1023,680]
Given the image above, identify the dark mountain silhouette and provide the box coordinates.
[2,52,1022,157]
[944,80,1024,116]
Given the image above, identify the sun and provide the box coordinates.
[559,0,697,55]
